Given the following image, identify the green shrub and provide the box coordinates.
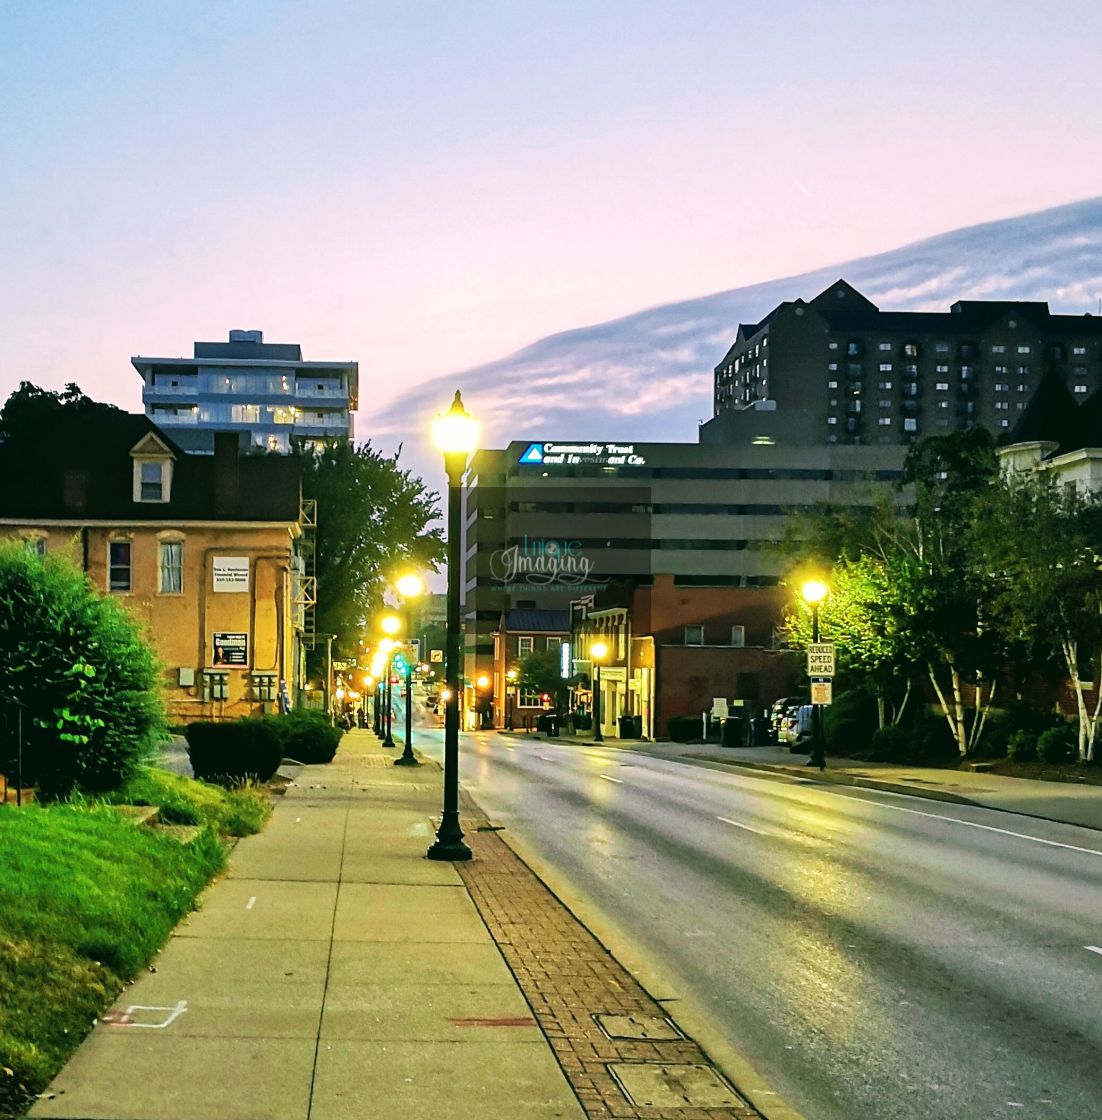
[977,703,1061,759]
[0,545,163,798]
[823,688,879,756]
[666,715,702,742]
[184,719,283,786]
[1007,728,1038,763]
[268,709,343,764]
[869,723,909,762]
[1037,723,1078,764]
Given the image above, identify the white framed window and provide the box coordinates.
[517,636,534,656]
[684,625,704,646]
[1017,345,1031,354]
[545,636,562,650]
[879,363,892,372]
[138,461,166,501]
[1074,384,1089,394]
[827,416,838,425]
[878,417,892,426]
[936,382,949,391]
[827,379,838,388]
[999,419,1010,428]
[159,540,183,593]
[730,625,745,648]
[518,687,543,707]
[108,540,132,592]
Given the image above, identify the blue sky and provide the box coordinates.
[3,0,1102,457]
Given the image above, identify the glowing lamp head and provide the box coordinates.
[334,688,345,701]
[432,390,479,456]
[378,637,395,655]
[802,579,829,606]
[396,573,424,599]
[370,653,386,675]
[440,687,453,702]
[506,668,518,681]
[591,640,609,662]
[381,614,401,636]
[476,674,490,689]
[363,674,374,688]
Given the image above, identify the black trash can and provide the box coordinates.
[536,713,559,736]
[618,714,642,739]
[722,715,747,748]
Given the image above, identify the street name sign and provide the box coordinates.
[807,642,836,677]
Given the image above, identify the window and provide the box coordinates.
[231,404,261,424]
[937,400,949,409]
[935,364,949,373]
[878,417,892,426]
[251,674,277,702]
[827,379,838,389]
[904,343,918,358]
[1074,384,1089,394]
[140,461,164,501]
[1074,366,1088,377]
[23,536,46,558]
[994,365,1007,375]
[935,382,949,391]
[517,636,534,656]
[828,341,839,350]
[108,541,131,592]
[995,401,1009,410]
[879,399,892,408]
[1017,383,1029,393]
[904,364,918,376]
[904,418,917,432]
[827,416,838,425]
[518,688,543,707]
[827,363,838,372]
[879,363,892,372]
[1073,346,1087,356]
[936,342,949,353]
[730,625,745,648]
[684,625,704,646]
[1016,365,1030,376]
[158,541,182,593]
[961,366,973,378]
[878,381,893,390]
[1017,345,1031,354]
[847,342,860,356]
[879,342,892,352]
[991,345,1006,354]
[545,636,562,650]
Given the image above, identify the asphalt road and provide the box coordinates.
[414,726,1102,1120]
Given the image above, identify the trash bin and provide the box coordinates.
[618,714,642,739]
[722,715,747,748]
[536,713,559,736]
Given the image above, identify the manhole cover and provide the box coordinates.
[594,1013,683,1041]
[609,1063,746,1108]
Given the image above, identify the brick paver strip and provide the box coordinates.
[456,818,763,1120]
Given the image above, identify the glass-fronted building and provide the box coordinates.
[132,330,359,454]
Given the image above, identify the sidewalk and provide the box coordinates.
[507,730,1102,832]
[30,729,586,1120]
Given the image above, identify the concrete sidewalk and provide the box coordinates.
[509,730,1102,832]
[31,729,585,1120]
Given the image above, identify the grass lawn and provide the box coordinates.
[0,768,271,1116]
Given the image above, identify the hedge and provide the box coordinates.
[184,719,283,786]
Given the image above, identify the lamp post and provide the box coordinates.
[427,390,478,862]
[394,574,425,766]
[380,624,399,748]
[505,668,517,730]
[802,579,828,771]
[370,651,386,736]
[591,640,608,743]
[476,673,491,729]
[363,674,374,729]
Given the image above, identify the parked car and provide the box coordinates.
[770,696,806,742]
[781,704,815,745]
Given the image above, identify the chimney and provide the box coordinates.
[213,432,240,515]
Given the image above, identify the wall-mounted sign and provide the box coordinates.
[212,632,248,666]
[212,556,249,593]
[518,442,647,467]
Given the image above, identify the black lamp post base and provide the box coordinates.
[393,751,420,766]
[382,736,396,748]
[426,838,472,861]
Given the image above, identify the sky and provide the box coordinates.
[3,0,1102,473]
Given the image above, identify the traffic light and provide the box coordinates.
[392,650,408,675]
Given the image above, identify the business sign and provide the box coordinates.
[212,556,249,593]
[409,638,421,662]
[807,642,836,677]
[212,632,248,666]
[810,680,833,705]
[518,442,647,467]
[560,641,571,679]
[711,697,729,719]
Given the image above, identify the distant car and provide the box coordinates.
[770,696,806,742]
[781,704,815,745]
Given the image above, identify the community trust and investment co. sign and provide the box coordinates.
[518,442,647,467]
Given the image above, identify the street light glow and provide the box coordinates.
[802,579,829,605]
[431,390,480,455]
[477,674,490,689]
[591,640,608,661]
[381,614,401,635]
[396,573,425,598]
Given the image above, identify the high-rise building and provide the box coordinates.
[133,330,359,454]
[713,279,1102,444]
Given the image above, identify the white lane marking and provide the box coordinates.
[867,799,1102,857]
[504,746,516,752]
[599,774,623,784]
[536,755,552,761]
[717,816,767,835]
[1085,945,1102,956]
[245,896,256,910]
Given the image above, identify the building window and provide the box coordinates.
[991,345,1006,354]
[999,419,1010,428]
[251,673,277,702]
[204,671,229,701]
[1074,384,1089,394]
[878,381,893,390]
[847,342,860,356]
[1017,345,1031,354]
[904,418,917,432]
[879,363,892,372]
[879,342,892,352]
[827,416,838,425]
[1074,366,1088,377]
[159,540,183,593]
[518,688,543,707]
[937,400,949,409]
[904,343,918,358]
[730,625,745,648]
[936,342,949,353]
[545,636,562,650]
[878,417,892,426]
[879,399,892,408]
[684,625,704,646]
[1073,346,1087,356]
[995,401,1009,410]
[828,341,839,350]
[517,636,534,656]
[936,382,949,391]
[935,364,949,373]
[108,540,131,592]
[139,461,165,501]
[1016,365,1030,376]
[827,363,838,372]
[231,404,261,424]
[1017,383,1029,393]
[827,380,838,389]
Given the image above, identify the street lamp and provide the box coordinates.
[802,579,828,771]
[591,640,608,743]
[379,630,398,747]
[428,390,479,862]
[505,668,518,730]
[394,573,425,767]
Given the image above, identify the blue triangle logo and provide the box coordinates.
[519,443,544,464]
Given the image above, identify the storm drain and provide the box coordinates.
[594,1013,683,1041]
[609,1063,747,1109]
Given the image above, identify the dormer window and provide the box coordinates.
[140,461,165,500]
[130,433,175,504]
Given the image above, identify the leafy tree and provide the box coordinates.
[970,468,1102,761]
[516,649,568,712]
[0,544,164,796]
[0,381,120,439]
[301,441,445,656]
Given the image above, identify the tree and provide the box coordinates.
[0,381,120,439]
[517,649,568,712]
[301,441,445,656]
[0,544,164,796]
[971,469,1102,761]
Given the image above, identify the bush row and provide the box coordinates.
[185,710,342,786]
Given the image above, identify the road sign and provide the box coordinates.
[810,680,833,705]
[430,649,444,663]
[807,642,836,677]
